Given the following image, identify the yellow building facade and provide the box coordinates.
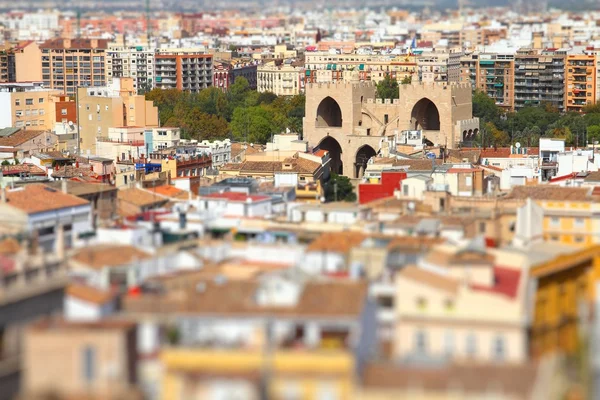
[529,246,600,358]
[160,348,354,400]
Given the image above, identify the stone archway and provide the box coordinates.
[316,96,343,128]
[318,136,343,175]
[355,145,377,178]
[411,98,440,131]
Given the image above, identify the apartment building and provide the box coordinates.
[154,49,212,92]
[213,61,258,91]
[514,49,566,112]
[304,52,417,83]
[257,61,303,95]
[40,38,109,97]
[476,53,515,111]
[565,54,596,112]
[417,49,462,83]
[0,82,60,130]
[106,42,155,94]
[14,41,43,82]
[77,78,158,153]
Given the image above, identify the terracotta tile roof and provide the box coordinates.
[4,184,89,214]
[398,266,459,294]
[51,165,99,179]
[40,38,109,50]
[389,159,443,171]
[0,237,21,255]
[505,185,597,201]
[0,130,46,147]
[362,362,538,397]
[46,181,117,196]
[0,163,46,176]
[125,280,368,318]
[584,171,600,182]
[70,244,151,270]
[313,149,328,157]
[220,162,243,170]
[66,283,115,305]
[117,187,170,207]
[306,232,367,253]
[148,185,195,200]
[446,149,481,163]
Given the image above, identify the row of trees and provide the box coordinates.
[145,77,305,144]
[472,90,600,147]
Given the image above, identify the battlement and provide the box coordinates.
[400,81,473,91]
[305,80,376,90]
[366,98,401,105]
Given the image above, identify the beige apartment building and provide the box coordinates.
[0,82,61,129]
[106,37,155,94]
[22,318,140,399]
[417,49,462,83]
[77,77,158,153]
[40,38,109,97]
[14,41,43,82]
[257,61,303,96]
[304,52,417,84]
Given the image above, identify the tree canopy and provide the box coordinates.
[376,75,399,100]
[145,77,306,143]
[324,173,356,202]
[471,90,600,147]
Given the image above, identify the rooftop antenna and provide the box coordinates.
[76,0,81,39]
[146,0,151,43]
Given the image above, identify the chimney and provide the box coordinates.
[61,179,68,194]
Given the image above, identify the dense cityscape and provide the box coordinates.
[1,1,600,399]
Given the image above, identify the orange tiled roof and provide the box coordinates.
[306,231,366,253]
[66,283,115,305]
[70,244,151,270]
[118,187,170,207]
[5,184,89,214]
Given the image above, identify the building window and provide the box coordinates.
[61,109,68,115]
[38,98,44,104]
[550,217,560,227]
[574,218,585,228]
[466,333,477,358]
[444,330,454,356]
[25,98,33,105]
[414,329,428,354]
[15,99,20,106]
[416,297,427,310]
[465,176,472,186]
[82,345,96,383]
[479,222,486,233]
[493,335,505,361]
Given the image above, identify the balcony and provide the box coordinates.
[96,137,145,146]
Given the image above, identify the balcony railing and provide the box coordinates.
[97,137,145,146]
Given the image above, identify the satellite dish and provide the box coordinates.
[515,142,521,148]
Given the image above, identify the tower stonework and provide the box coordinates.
[303,81,479,179]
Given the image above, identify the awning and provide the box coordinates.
[479,60,495,65]
[359,64,365,70]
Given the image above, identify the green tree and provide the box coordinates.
[230,106,274,144]
[472,90,502,127]
[400,75,412,85]
[587,125,600,143]
[145,88,183,126]
[257,92,278,105]
[375,74,399,100]
[484,121,510,146]
[324,173,356,202]
[1,160,9,166]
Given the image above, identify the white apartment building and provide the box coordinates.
[198,139,231,167]
[105,42,155,94]
[257,62,303,96]
[417,49,462,83]
[151,127,180,151]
